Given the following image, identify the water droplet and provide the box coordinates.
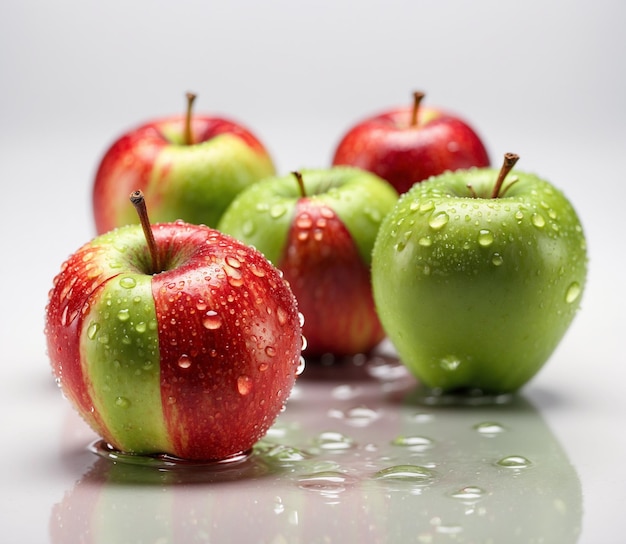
[177,354,192,369]
[418,236,432,247]
[202,311,222,330]
[277,306,288,325]
[531,213,546,228]
[419,201,435,214]
[296,214,313,229]
[258,362,269,372]
[373,465,436,484]
[87,322,100,340]
[237,375,252,396]
[496,455,532,469]
[135,322,147,333]
[330,406,380,427]
[242,220,255,236]
[262,444,309,464]
[296,356,306,376]
[477,229,494,247]
[225,255,241,269]
[565,282,581,304]
[117,308,130,322]
[450,486,486,501]
[440,356,461,372]
[270,204,286,218]
[298,312,305,327]
[491,253,504,266]
[474,422,507,436]
[391,435,433,451]
[115,396,131,409]
[119,276,136,289]
[314,431,355,451]
[428,211,449,230]
[297,471,355,496]
[265,346,277,357]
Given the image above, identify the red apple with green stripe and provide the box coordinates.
[45,192,303,461]
[92,93,276,234]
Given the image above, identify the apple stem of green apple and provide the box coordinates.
[292,171,307,198]
[184,92,197,146]
[410,91,425,127]
[130,190,162,274]
[491,153,520,198]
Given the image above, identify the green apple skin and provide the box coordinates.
[93,116,276,234]
[372,168,588,393]
[218,167,399,357]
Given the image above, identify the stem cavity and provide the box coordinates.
[184,92,197,146]
[130,190,161,274]
[410,91,425,127]
[491,153,520,199]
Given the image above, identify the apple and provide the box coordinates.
[371,153,588,393]
[92,93,276,234]
[218,167,399,358]
[332,91,490,194]
[45,191,303,461]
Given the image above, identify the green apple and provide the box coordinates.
[371,154,588,393]
[218,167,399,357]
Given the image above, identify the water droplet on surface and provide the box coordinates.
[531,213,546,228]
[428,211,449,231]
[391,435,434,451]
[373,465,436,484]
[177,354,192,369]
[330,406,381,427]
[225,255,241,269]
[450,486,486,501]
[135,322,147,333]
[477,229,494,247]
[296,356,306,376]
[270,204,286,218]
[491,253,504,266]
[297,471,355,496]
[440,356,461,372]
[117,309,130,322]
[496,455,532,469]
[119,277,136,289]
[565,282,581,304]
[474,422,507,436]
[314,431,355,451]
[419,201,435,214]
[265,346,277,357]
[418,236,432,247]
[237,375,252,396]
[87,322,100,340]
[202,311,222,330]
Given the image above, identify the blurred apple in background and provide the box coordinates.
[92,93,276,234]
[46,191,302,461]
[372,154,587,393]
[332,91,490,194]
[219,167,398,358]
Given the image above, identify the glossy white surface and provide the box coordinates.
[1,1,625,542]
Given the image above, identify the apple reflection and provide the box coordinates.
[50,354,581,543]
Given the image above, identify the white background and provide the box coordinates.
[1,1,625,542]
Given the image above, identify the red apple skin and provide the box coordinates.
[93,115,275,234]
[332,106,490,194]
[45,222,302,461]
[278,199,384,357]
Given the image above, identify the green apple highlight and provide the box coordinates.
[372,154,587,393]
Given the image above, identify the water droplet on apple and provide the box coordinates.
[258,362,269,372]
[491,253,504,266]
[373,465,436,484]
[296,356,306,376]
[496,455,532,469]
[418,236,432,247]
[276,306,288,325]
[135,322,147,333]
[419,201,435,214]
[300,334,308,351]
[242,220,255,236]
[115,396,131,409]
[531,213,546,228]
[177,354,192,369]
[87,322,100,340]
[270,204,286,218]
[265,346,277,357]
[237,375,253,396]
[474,422,507,436]
[298,312,305,327]
[225,255,242,269]
[428,211,449,231]
[391,435,433,451]
[565,281,581,303]
[119,276,136,289]
[117,309,130,322]
[477,229,494,247]
[440,355,461,371]
[450,486,486,501]
[202,311,222,330]
[296,214,313,229]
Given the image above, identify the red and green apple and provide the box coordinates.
[332,91,490,194]
[372,154,587,393]
[45,191,303,461]
[218,167,399,358]
[92,93,276,234]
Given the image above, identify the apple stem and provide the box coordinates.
[292,171,307,198]
[184,92,197,146]
[130,190,161,274]
[410,91,425,127]
[491,153,520,198]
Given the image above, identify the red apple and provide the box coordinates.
[93,93,276,234]
[332,91,490,194]
[45,191,303,461]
